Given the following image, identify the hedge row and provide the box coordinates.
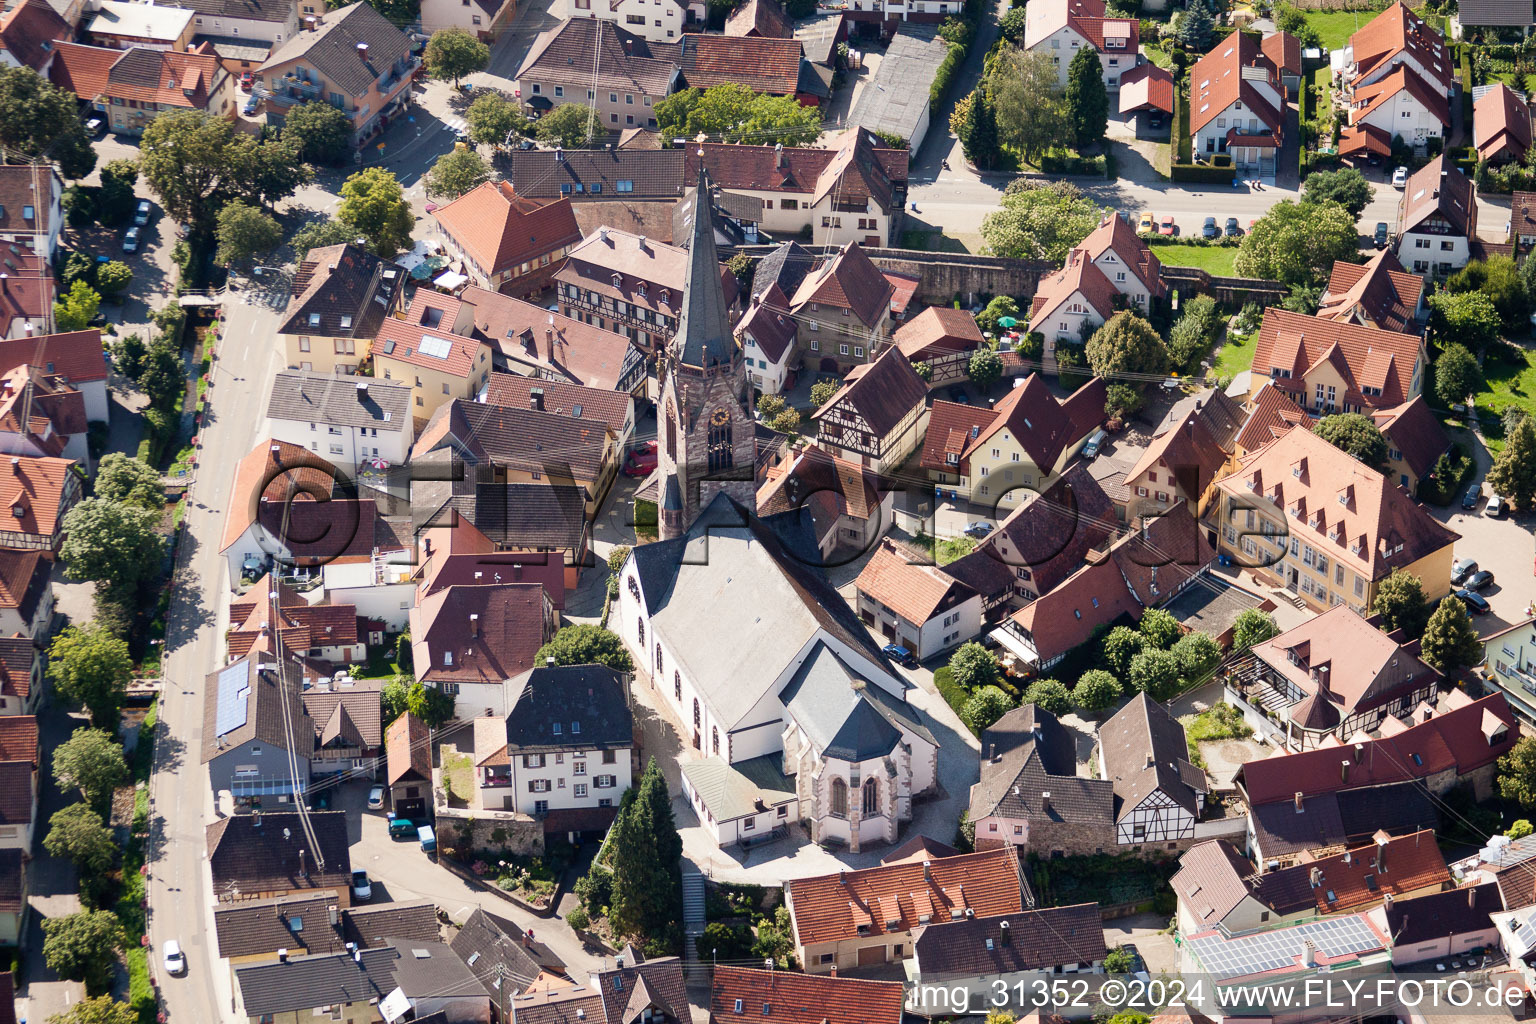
[1171,162,1236,183]
[930,41,966,116]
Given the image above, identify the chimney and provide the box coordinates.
[278,948,289,963]
[921,860,931,882]
[1041,791,1052,813]
[469,613,480,637]
[555,145,564,163]
[1145,753,1154,769]
[304,14,316,28]
[638,235,647,251]
[599,227,610,244]
[774,142,784,169]
[986,743,996,762]
[829,966,837,978]
[1309,866,1322,888]
[530,387,545,411]
[999,920,1011,945]
[329,905,339,926]
[1384,893,1394,910]
[270,443,282,466]
[525,929,535,948]
[1302,940,1318,967]
[1354,742,1365,763]
[357,41,369,59]
[356,380,368,397]
[546,656,556,667]
[1470,886,1478,909]
[1340,759,1349,783]
[7,458,16,475]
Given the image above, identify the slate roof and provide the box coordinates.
[970,704,1115,825]
[1316,249,1424,335]
[504,664,633,753]
[482,373,630,437]
[0,760,30,828]
[1458,0,1534,26]
[259,0,412,97]
[1399,156,1476,237]
[754,240,817,297]
[1383,882,1500,946]
[278,244,394,340]
[200,655,313,763]
[810,346,927,438]
[678,33,802,94]
[911,904,1108,974]
[674,167,737,370]
[1099,693,1206,820]
[508,149,686,201]
[432,183,580,279]
[234,947,399,1016]
[1248,782,1440,857]
[710,967,905,1024]
[516,19,679,98]
[451,908,567,994]
[207,811,352,899]
[340,899,440,948]
[413,398,613,482]
[266,370,411,433]
[213,892,348,959]
[779,641,933,762]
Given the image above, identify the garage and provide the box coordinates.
[857,944,887,966]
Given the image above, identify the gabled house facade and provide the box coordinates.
[1316,249,1426,334]
[1098,692,1208,848]
[1474,82,1533,164]
[1339,2,1453,148]
[371,289,493,426]
[431,183,581,298]
[1396,155,1478,277]
[1247,307,1428,415]
[853,539,983,660]
[1024,0,1138,88]
[1028,212,1164,370]
[263,370,413,471]
[809,346,928,473]
[788,241,893,374]
[278,243,401,377]
[1189,30,1286,175]
[514,19,679,127]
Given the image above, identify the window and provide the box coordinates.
[711,727,719,754]
[673,670,681,701]
[574,783,588,798]
[595,774,617,788]
[524,754,544,768]
[534,799,549,813]
[862,777,878,815]
[299,337,310,352]
[831,778,848,817]
[529,779,551,793]
[554,86,564,97]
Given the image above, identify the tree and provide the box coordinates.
[1231,608,1279,651]
[969,348,1003,390]
[1312,413,1389,470]
[291,219,359,261]
[1488,412,1536,510]
[424,146,490,201]
[809,378,839,409]
[1174,0,1215,49]
[282,101,353,165]
[1138,608,1182,649]
[359,0,419,25]
[1129,648,1181,701]
[52,730,127,810]
[999,4,1027,41]
[405,681,454,728]
[47,996,138,1024]
[338,167,415,259]
[1168,295,1220,371]
[215,200,283,268]
[110,334,146,381]
[1500,736,1536,806]
[1428,289,1501,352]
[44,804,116,877]
[607,757,682,939]
[1072,669,1121,712]
[1172,631,1222,684]
[136,339,185,410]
[58,499,165,607]
[0,66,96,179]
[948,641,1000,690]
[657,84,822,146]
[752,905,795,966]
[1102,625,1147,676]
[1236,200,1361,286]
[53,280,100,333]
[94,454,163,511]
[1512,819,1536,840]
[381,677,409,726]
[1435,343,1483,408]
[1447,255,1528,331]
[425,27,489,87]
[1086,311,1169,382]
[990,47,1070,163]
[1065,46,1108,151]
[977,295,1020,336]
[42,911,122,995]
[696,921,753,962]
[467,91,526,147]
[768,408,801,435]
[1022,679,1072,715]
[982,180,1101,263]
[962,685,1018,732]
[535,103,601,149]
[1103,946,1136,973]
[93,261,132,298]
[535,624,634,671]
[958,88,1001,168]
[1302,168,1372,219]
[1371,569,1429,639]
[1104,383,1143,420]
[912,361,932,382]
[49,626,132,729]
[1420,596,1482,674]
[757,394,786,420]
[137,110,242,230]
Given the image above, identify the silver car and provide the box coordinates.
[122,227,140,253]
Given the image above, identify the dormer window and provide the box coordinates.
[308,313,321,326]
[340,316,352,329]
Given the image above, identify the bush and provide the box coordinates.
[930,42,966,116]
[1172,162,1236,184]
[566,906,590,930]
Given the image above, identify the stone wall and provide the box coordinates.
[433,806,546,858]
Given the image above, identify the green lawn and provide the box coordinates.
[936,536,976,566]
[1151,243,1241,274]
[1305,10,1370,50]
[1212,330,1257,382]
[1476,342,1536,425]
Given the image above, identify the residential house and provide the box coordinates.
[710,968,905,1024]
[0,454,80,551]
[419,0,517,38]
[371,290,493,425]
[278,243,401,376]
[410,474,591,590]
[176,0,299,45]
[0,634,40,718]
[472,663,633,834]
[1340,3,1453,148]
[410,580,555,719]
[1315,249,1426,334]
[49,41,117,116]
[1513,189,1536,249]
[412,515,569,617]
[810,347,928,473]
[0,364,91,469]
[1370,395,1451,492]
[101,43,235,135]
[1234,380,1316,457]
[553,0,693,43]
[891,306,984,388]
[735,285,799,396]
[0,850,22,945]
[0,0,70,73]
[213,894,440,968]
[467,288,645,394]
[1118,61,1176,123]
[1482,618,1536,730]
[1453,0,1534,35]
[1397,156,1478,277]
[0,251,52,340]
[1098,692,1208,849]
[918,375,1106,512]
[906,905,1107,994]
[1028,212,1165,371]
[384,941,493,1023]
[847,24,946,148]
[201,654,314,808]
[853,539,982,660]
[232,946,399,1023]
[0,164,63,259]
[1188,30,1286,175]
[384,710,430,820]
[0,330,109,422]
[507,148,686,202]
[618,492,938,852]
[727,0,793,37]
[680,754,799,848]
[969,703,1116,855]
[1264,29,1302,89]
[1162,574,1276,650]
[676,33,812,101]
[1246,308,1428,415]
[1225,604,1444,750]
[1475,82,1532,164]
[482,372,636,453]
[1211,425,1459,612]
[1123,393,1240,522]
[784,847,1023,973]
[1367,881,1500,966]
[450,908,567,1003]
[789,242,893,374]
[755,444,894,563]
[264,370,413,472]
[0,551,52,648]
[431,183,581,298]
[1178,911,1393,995]
[501,958,689,1024]
[514,20,679,128]
[687,130,907,247]
[1024,0,1139,88]
[208,810,354,906]
[1346,65,1450,145]
[297,678,382,780]
[0,718,35,852]
[88,0,195,50]
[257,2,417,146]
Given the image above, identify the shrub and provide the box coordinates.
[566,906,590,930]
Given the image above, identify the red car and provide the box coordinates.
[1157,214,1176,236]
[240,72,254,91]
[622,441,658,477]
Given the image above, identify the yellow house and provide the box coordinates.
[371,289,491,428]
[279,244,403,376]
[1247,308,1428,417]
[1122,391,1243,522]
[1211,424,1459,614]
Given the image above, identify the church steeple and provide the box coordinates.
[671,166,737,371]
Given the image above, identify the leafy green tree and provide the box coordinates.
[424,146,490,200]
[53,280,100,333]
[1301,168,1372,219]
[1236,200,1360,286]
[809,378,839,408]
[913,361,932,382]
[535,624,634,671]
[959,87,1001,169]
[1231,609,1279,651]
[1312,413,1389,470]
[1102,625,1147,676]
[138,110,244,230]
[696,921,753,962]
[607,757,682,939]
[290,219,359,261]
[654,88,700,138]
[381,678,409,726]
[425,27,489,87]
[238,132,315,212]
[59,499,165,608]
[405,681,454,728]
[1138,608,1182,649]
[51,730,127,811]
[1511,819,1536,840]
[656,84,822,145]
[1128,648,1181,701]
[43,911,122,995]
[969,348,1003,390]
[1488,412,1536,510]
[215,200,283,267]
[752,905,795,966]
[1065,46,1108,151]
[535,103,600,148]
[1419,596,1482,674]
[338,167,415,258]
[948,641,1000,690]
[999,5,1027,41]
[1174,0,1215,48]
[1435,343,1484,407]
[1086,311,1168,382]
[1500,737,1536,806]
[110,334,146,381]
[0,66,96,179]
[1428,289,1501,352]
[467,91,527,147]
[1103,946,1136,973]
[44,804,116,877]
[1371,569,1429,639]
[962,685,1018,732]
[136,337,185,410]
[1022,679,1072,715]
[1072,669,1121,712]
[977,295,1020,336]
[282,101,353,165]
[1104,383,1143,420]
[95,171,136,226]
[49,626,132,729]
[1172,631,1222,683]
[757,394,786,420]
[93,261,132,298]
[357,0,419,25]
[47,995,139,1024]
[1447,255,1528,331]
[93,453,163,510]
[768,408,801,435]
[989,47,1070,163]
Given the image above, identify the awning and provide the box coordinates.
[527,95,552,111]
[433,271,468,290]
[987,625,1038,667]
[232,779,301,797]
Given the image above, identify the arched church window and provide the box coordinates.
[674,671,681,701]
[693,698,701,728]
[708,408,733,472]
[655,644,663,674]
[637,619,645,647]
[831,778,848,818]
[627,576,640,602]
[863,777,879,816]
[665,399,677,459]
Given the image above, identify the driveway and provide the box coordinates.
[1101,912,1177,976]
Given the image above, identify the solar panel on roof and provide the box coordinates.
[1189,915,1383,979]
[214,662,251,737]
[419,335,453,359]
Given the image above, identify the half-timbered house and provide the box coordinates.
[810,347,929,474]
[891,306,984,387]
[1097,693,1208,849]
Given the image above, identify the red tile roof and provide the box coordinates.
[811,345,927,439]
[415,550,567,611]
[1474,82,1533,162]
[0,635,34,702]
[1339,123,1392,157]
[917,374,1105,475]
[1028,252,1121,330]
[220,439,341,553]
[1370,395,1450,480]
[1190,30,1284,136]
[1351,65,1450,130]
[725,0,793,37]
[481,372,630,437]
[373,293,485,379]
[0,455,76,539]
[1234,381,1313,453]
[679,34,803,95]
[1400,155,1476,237]
[411,583,551,688]
[1252,307,1425,409]
[893,306,984,361]
[432,184,580,280]
[0,548,46,618]
[1349,2,1452,91]
[0,0,72,72]
[1025,0,1139,55]
[711,968,904,1024]
[1261,30,1301,76]
[1317,249,1423,334]
[686,129,906,208]
[736,284,798,363]
[386,711,429,786]
[49,41,118,100]
[855,539,978,627]
[1118,61,1175,115]
[0,716,37,766]
[1125,404,1232,499]
[787,847,1022,946]
[791,241,893,329]
[105,46,224,110]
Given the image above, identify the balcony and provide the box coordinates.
[267,76,323,106]
[480,769,511,788]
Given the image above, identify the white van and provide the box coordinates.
[1083,429,1108,458]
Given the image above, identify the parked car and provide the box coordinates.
[85,117,103,135]
[950,387,969,405]
[882,643,916,667]
[134,200,152,226]
[1488,494,1507,517]
[1224,216,1240,237]
[1082,428,1107,458]
[367,785,385,810]
[1202,216,1219,239]
[1462,484,1482,510]
[351,869,372,901]
[1158,214,1176,236]
[418,824,437,854]
[1392,166,1408,187]
[1374,222,1390,249]
[1467,569,1495,591]
[1456,588,1491,614]
[1450,558,1478,586]
[1138,211,1155,233]
[163,940,186,976]
[243,95,259,116]
[122,227,140,253]
[388,816,417,839]
[964,521,994,538]
[240,71,254,91]
[622,440,658,477]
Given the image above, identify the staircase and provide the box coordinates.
[682,862,706,972]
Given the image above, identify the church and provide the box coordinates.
[617,175,938,851]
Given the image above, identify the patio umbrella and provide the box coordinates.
[997,316,1019,328]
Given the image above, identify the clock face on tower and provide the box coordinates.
[710,408,731,427]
